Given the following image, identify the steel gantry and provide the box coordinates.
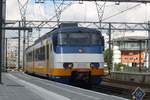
[5,20,150,31]
[35,0,150,4]
[17,0,30,70]
[95,1,106,28]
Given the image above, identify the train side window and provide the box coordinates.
[38,46,45,61]
[35,48,40,61]
[26,52,32,62]
[38,48,42,60]
[29,52,32,61]
[32,50,34,61]
[26,53,28,61]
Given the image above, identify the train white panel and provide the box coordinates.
[54,54,104,63]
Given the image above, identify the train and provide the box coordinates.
[25,23,105,85]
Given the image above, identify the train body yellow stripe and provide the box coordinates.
[25,65,104,76]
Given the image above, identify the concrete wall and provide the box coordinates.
[110,72,150,85]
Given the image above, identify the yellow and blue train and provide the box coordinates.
[25,23,105,85]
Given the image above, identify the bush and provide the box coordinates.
[114,63,126,71]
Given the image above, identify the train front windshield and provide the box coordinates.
[57,33,102,45]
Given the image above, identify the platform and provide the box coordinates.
[0,73,43,100]
[0,72,127,100]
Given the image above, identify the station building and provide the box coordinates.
[112,32,148,71]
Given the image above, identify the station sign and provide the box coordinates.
[132,87,145,100]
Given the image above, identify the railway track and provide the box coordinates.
[91,79,150,100]
[92,84,131,99]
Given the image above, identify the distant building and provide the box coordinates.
[113,34,148,71]
[7,48,17,69]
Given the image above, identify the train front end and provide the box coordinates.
[52,25,105,85]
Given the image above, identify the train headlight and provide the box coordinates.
[63,63,73,69]
[90,63,100,68]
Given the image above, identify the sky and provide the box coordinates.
[6,0,150,21]
[5,0,150,48]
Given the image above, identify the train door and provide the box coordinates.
[32,49,35,73]
[47,41,53,76]
[24,52,27,72]
[49,44,53,74]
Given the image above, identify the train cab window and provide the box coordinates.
[57,33,101,45]
[91,34,101,45]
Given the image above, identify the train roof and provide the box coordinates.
[35,26,102,43]
[51,27,102,34]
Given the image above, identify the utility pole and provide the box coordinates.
[0,0,5,83]
[23,17,26,71]
[5,38,7,72]
[18,21,21,70]
[148,21,150,72]
[2,0,6,72]
[27,31,29,47]
[108,23,112,74]
[0,0,2,83]
[139,40,142,72]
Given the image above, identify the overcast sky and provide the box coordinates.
[5,0,150,48]
[6,0,150,22]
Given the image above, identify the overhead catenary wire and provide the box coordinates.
[102,4,141,21]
